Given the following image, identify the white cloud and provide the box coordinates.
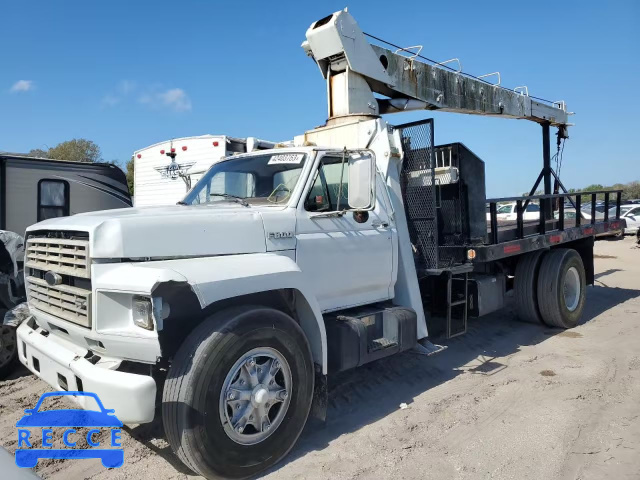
[102,81,192,112]
[118,80,136,94]
[10,80,34,93]
[138,88,192,112]
[158,88,192,112]
[101,94,120,107]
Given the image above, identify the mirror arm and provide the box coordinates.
[336,147,347,212]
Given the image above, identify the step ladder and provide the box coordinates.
[446,271,468,338]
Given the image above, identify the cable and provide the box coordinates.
[557,138,566,179]
[363,31,556,105]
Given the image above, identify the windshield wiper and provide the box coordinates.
[210,193,250,207]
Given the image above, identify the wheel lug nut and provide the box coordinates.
[248,359,255,367]
[228,392,235,400]
[237,426,244,433]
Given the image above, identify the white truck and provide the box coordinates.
[16,9,625,479]
[133,135,277,206]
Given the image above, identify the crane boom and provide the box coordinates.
[303,9,569,127]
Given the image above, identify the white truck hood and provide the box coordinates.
[26,204,269,259]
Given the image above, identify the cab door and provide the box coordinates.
[295,152,394,312]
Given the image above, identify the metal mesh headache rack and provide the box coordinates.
[397,119,488,272]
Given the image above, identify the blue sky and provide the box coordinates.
[1,0,638,197]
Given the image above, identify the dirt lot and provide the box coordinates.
[1,236,639,480]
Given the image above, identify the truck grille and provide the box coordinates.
[25,234,92,328]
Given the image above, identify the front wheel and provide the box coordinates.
[162,306,314,479]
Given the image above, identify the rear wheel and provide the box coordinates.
[162,306,314,479]
[536,248,586,328]
[514,250,546,324]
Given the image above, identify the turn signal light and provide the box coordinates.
[466,249,476,260]
[182,146,187,151]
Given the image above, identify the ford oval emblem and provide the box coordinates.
[44,271,63,286]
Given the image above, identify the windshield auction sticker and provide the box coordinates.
[15,391,124,469]
[268,154,304,165]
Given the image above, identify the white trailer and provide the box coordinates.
[133,135,277,207]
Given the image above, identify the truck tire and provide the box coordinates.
[536,248,586,328]
[162,306,314,480]
[514,250,546,324]
[0,325,19,380]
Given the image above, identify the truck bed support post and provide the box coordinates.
[542,122,552,220]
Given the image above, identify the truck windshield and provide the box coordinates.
[182,153,307,206]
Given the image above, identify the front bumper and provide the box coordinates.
[17,319,157,424]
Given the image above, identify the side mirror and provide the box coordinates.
[347,151,376,210]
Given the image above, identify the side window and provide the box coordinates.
[497,205,512,214]
[38,180,69,221]
[628,207,640,217]
[526,203,540,212]
[304,157,348,212]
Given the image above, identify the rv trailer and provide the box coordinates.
[0,153,131,378]
[133,135,278,207]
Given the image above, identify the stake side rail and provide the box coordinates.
[474,190,625,262]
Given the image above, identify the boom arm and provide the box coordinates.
[303,9,569,127]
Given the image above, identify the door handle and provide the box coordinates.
[372,221,389,228]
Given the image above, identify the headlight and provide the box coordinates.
[132,295,154,330]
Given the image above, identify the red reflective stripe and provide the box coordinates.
[583,227,594,235]
[504,245,521,254]
[550,235,562,243]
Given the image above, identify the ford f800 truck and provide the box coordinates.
[16,9,625,479]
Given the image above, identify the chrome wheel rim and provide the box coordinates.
[0,326,16,368]
[564,266,581,312]
[219,347,292,445]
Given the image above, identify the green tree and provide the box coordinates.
[29,138,102,162]
[126,156,134,195]
[28,148,49,158]
[625,181,640,200]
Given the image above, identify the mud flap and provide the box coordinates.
[309,367,328,422]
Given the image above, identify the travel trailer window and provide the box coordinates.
[38,179,70,221]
